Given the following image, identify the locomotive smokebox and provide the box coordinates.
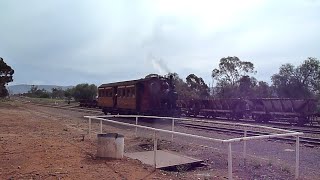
[97,133,124,159]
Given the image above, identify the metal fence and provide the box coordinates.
[84,115,303,180]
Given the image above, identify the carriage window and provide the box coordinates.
[109,90,112,97]
[118,88,125,97]
[126,88,131,97]
[132,88,135,98]
[117,89,121,97]
[123,88,126,97]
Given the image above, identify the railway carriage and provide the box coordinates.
[97,75,178,116]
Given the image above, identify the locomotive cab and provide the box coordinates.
[146,75,178,115]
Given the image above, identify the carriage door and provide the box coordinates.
[113,87,117,108]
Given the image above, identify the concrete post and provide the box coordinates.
[154,131,157,168]
[171,118,175,141]
[228,142,233,180]
[100,119,103,133]
[295,136,300,179]
[89,118,91,138]
[243,129,247,163]
[135,117,138,137]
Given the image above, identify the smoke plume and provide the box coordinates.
[148,54,171,75]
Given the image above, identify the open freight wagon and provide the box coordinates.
[248,98,317,125]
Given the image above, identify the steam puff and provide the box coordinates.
[148,54,171,75]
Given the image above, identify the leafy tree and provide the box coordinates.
[0,57,14,97]
[212,56,255,86]
[29,85,38,94]
[186,74,210,98]
[238,75,257,98]
[64,88,73,100]
[212,56,256,98]
[296,57,320,95]
[271,57,320,98]
[254,81,272,98]
[165,72,190,100]
[72,83,97,101]
[165,72,210,100]
[27,85,50,98]
[51,88,65,99]
[213,80,236,98]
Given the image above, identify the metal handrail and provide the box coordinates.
[84,115,303,180]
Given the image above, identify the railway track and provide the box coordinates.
[183,115,320,134]
[17,99,320,145]
[177,121,320,145]
[19,100,104,115]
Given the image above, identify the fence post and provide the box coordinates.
[154,131,157,168]
[171,118,175,141]
[243,129,247,164]
[135,117,138,137]
[100,119,103,133]
[228,142,233,180]
[88,117,91,138]
[295,136,300,179]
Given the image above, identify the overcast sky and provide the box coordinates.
[1,0,319,86]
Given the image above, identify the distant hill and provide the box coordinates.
[7,84,74,94]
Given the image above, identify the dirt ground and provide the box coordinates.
[0,101,180,180]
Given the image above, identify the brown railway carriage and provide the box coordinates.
[98,76,177,116]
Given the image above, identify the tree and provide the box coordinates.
[212,56,255,86]
[72,83,97,101]
[0,57,14,97]
[165,72,190,100]
[271,57,320,98]
[296,57,320,95]
[27,85,50,98]
[51,88,65,99]
[254,81,272,98]
[186,74,210,98]
[212,56,256,98]
[214,80,236,98]
[64,88,73,100]
[238,75,257,98]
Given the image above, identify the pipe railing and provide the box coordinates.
[84,115,303,180]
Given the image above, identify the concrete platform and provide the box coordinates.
[125,150,203,168]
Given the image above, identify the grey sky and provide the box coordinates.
[1,0,319,86]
